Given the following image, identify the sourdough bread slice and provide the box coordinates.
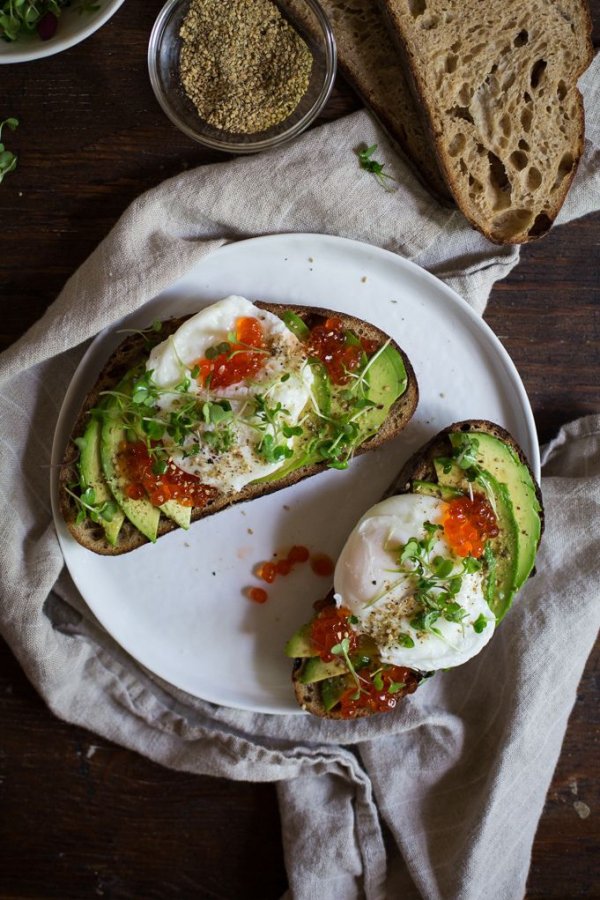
[378,0,593,243]
[291,419,544,718]
[309,0,451,200]
[59,303,419,556]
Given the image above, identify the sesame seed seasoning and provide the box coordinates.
[179,0,313,135]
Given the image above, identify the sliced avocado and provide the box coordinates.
[280,309,310,342]
[284,622,316,658]
[321,674,354,712]
[353,344,408,439]
[412,479,463,501]
[309,358,331,415]
[78,416,125,546]
[254,344,408,486]
[161,499,192,530]
[101,412,161,543]
[298,656,348,684]
[435,460,520,621]
[448,432,541,590]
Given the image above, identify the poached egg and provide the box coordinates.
[146,296,313,493]
[334,494,496,671]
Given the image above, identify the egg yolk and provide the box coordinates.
[441,494,499,558]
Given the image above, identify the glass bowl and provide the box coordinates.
[148,0,337,154]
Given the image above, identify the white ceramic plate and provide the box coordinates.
[0,0,126,64]
[51,233,539,714]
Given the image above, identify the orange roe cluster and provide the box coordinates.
[339,665,419,718]
[441,494,499,558]
[249,547,334,603]
[309,605,359,662]
[308,316,379,385]
[120,441,218,508]
[196,316,266,388]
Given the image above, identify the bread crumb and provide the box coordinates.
[573,801,591,819]
[247,528,254,535]
[361,276,368,283]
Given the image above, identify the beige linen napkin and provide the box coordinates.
[1,57,599,900]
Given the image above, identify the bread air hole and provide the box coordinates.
[514,29,529,46]
[445,54,458,73]
[448,132,466,156]
[468,173,484,195]
[487,151,512,211]
[493,208,533,239]
[530,59,547,89]
[449,105,474,124]
[528,212,552,237]
[519,139,530,151]
[521,106,533,132]
[408,0,426,16]
[510,149,528,170]
[527,167,542,191]
[499,113,511,137]
[557,80,567,101]
[552,151,575,190]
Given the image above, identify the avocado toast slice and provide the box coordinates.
[59,301,419,555]
[287,420,543,719]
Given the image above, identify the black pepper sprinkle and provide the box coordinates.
[179,0,313,135]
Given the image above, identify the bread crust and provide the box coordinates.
[377,0,594,243]
[291,419,544,717]
[59,302,418,555]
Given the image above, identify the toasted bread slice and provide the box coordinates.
[291,419,544,718]
[59,302,418,555]
[292,0,451,200]
[377,0,593,243]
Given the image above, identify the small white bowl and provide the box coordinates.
[0,0,127,64]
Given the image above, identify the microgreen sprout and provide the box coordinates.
[0,117,18,184]
[357,144,397,192]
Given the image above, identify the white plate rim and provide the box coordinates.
[0,0,127,64]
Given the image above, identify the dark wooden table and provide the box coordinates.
[1,3,598,898]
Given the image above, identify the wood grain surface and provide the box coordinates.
[1,2,598,898]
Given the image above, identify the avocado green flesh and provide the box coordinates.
[321,675,355,712]
[78,417,125,547]
[434,460,520,621]
[255,345,408,486]
[100,415,161,543]
[284,623,314,658]
[448,432,541,589]
[413,479,462,501]
[299,656,347,684]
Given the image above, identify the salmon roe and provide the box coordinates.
[120,441,218,508]
[308,317,379,385]
[196,316,266,388]
[247,587,268,604]
[339,666,419,718]
[441,494,499,558]
[309,605,359,662]
[255,545,311,584]
[310,553,335,578]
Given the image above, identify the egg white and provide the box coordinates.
[146,296,313,492]
[334,494,496,671]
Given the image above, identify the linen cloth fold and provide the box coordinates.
[1,56,599,900]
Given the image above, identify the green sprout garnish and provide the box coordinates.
[0,118,18,184]
[357,144,397,192]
